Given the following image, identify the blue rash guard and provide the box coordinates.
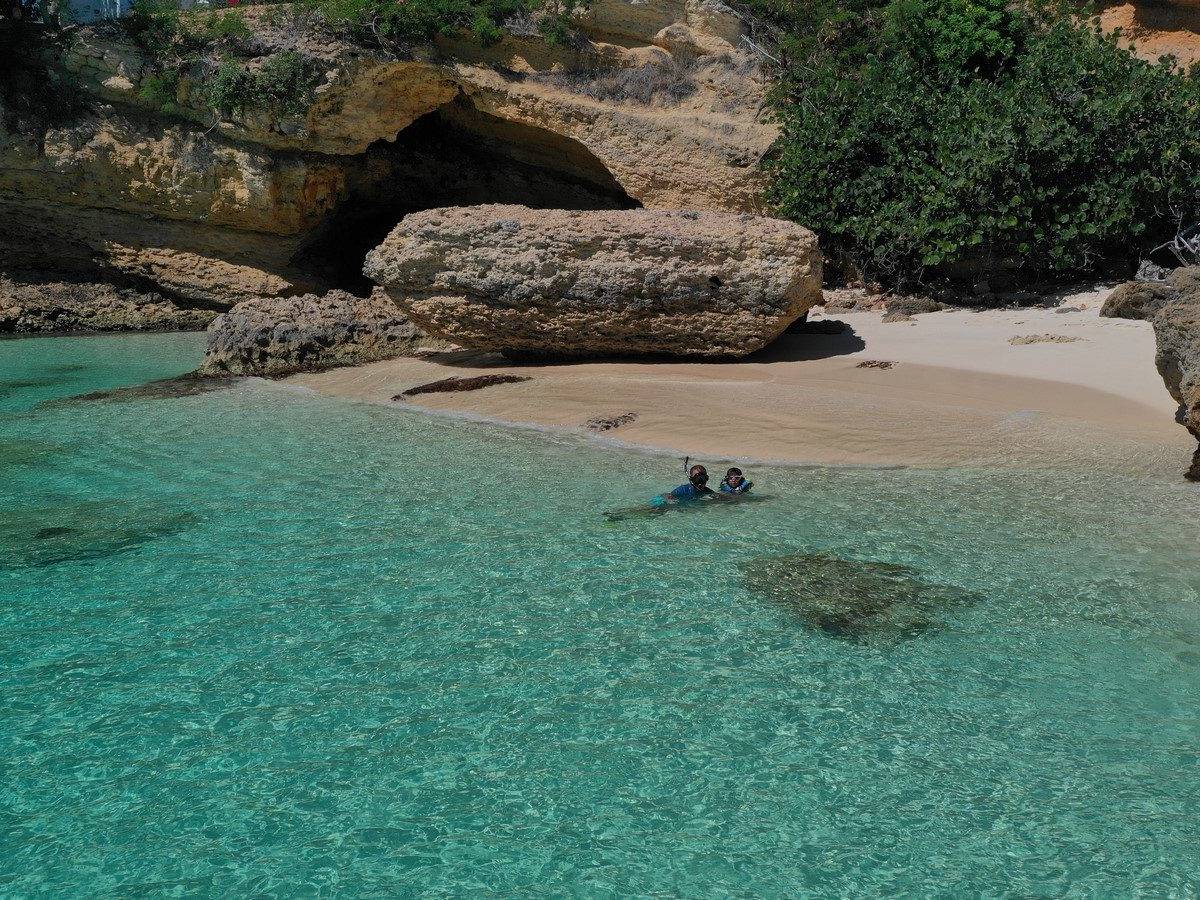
[650,483,715,505]
[719,480,753,494]
[669,483,714,500]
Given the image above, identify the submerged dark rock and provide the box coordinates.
[743,552,983,642]
[39,373,242,407]
[0,502,199,570]
[0,438,64,470]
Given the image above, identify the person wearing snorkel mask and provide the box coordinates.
[719,467,753,494]
[666,464,717,501]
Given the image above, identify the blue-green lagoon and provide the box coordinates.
[2,333,1198,895]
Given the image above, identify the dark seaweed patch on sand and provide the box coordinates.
[743,552,982,643]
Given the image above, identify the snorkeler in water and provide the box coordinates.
[719,467,753,494]
[665,464,717,502]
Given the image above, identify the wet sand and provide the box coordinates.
[288,290,1194,474]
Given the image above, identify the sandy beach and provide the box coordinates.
[288,288,1193,474]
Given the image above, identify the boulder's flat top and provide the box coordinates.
[289,289,1194,475]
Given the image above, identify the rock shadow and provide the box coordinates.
[743,551,983,644]
[744,327,867,363]
[408,325,867,371]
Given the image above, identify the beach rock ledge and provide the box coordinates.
[1152,288,1200,480]
[201,289,443,377]
[364,205,822,358]
[1104,265,1200,479]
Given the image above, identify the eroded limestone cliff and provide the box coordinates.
[1,0,775,311]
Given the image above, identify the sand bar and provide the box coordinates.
[289,290,1194,474]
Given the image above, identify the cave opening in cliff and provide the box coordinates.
[297,97,640,294]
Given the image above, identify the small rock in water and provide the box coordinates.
[743,552,983,643]
[1,502,198,571]
[856,359,895,369]
[0,439,63,470]
[34,526,74,539]
[41,373,242,406]
[396,374,532,398]
[585,412,639,432]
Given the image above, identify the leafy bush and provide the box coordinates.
[203,52,321,117]
[540,63,699,106]
[125,0,251,59]
[251,51,323,117]
[204,58,257,115]
[299,0,583,48]
[765,0,1200,285]
[124,0,319,118]
[537,9,573,46]
[138,70,181,110]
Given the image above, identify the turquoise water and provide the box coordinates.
[2,334,1199,896]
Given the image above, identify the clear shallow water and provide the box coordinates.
[2,334,1199,896]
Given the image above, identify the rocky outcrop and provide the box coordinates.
[364,204,821,358]
[1152,290,1200,480]
[1102,265,1200,478]
[201,289,445,376]
[1100,280,1177,320]
[885,296,947,317]
[2,3,774,309]
[1100,265,1200,320]
[0,274,216,333]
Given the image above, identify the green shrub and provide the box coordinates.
[204,10,252,43]
[204,57,257,115]
[202,52,321,118]
[253,51,322,117]
[538,11,574,46]
[138,70,180,110]
[299,0,583,47]
[765,0,1200,285]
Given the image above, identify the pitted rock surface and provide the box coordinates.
[201,289,442,376]
[364,205,821,358]
[1152,287,1200,479]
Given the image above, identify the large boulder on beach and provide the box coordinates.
[1101,265,1200,320]
[1100,280,1176,321]
[363,205,822,358]
[200,289,444,377]
[1153,293,1200,480]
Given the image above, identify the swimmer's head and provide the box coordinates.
[688,464,709,486]
[724,467,744,486]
